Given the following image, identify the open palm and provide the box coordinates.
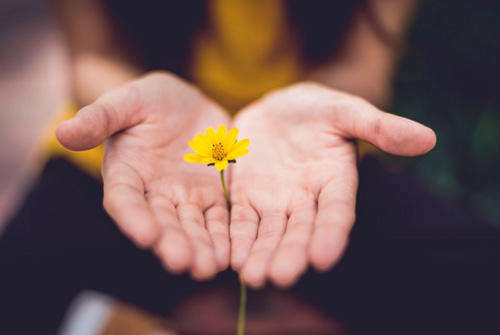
[57,73,231,279]
[230,83,436,288]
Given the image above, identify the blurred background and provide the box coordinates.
[390,0,500,224]
[0,0,67,232]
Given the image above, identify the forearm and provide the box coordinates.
[71,54,141,107]
[50,0,143,107]
[308,0,418,108]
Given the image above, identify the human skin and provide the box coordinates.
[57,73,232,280]
[56,74,435,285]
[230,82,436,288]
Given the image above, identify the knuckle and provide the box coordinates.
[78,105,109,143]
[97,101,115,134]
[370,116,384,139]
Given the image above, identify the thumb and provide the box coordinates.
[333,97,436,156]
[56,85,144,151]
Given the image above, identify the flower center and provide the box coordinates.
[212,142,226,161]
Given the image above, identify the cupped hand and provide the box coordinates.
[230,82,436,288]
[56,72,231,280]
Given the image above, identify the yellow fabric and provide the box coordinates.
[43,104,104,179]
[357,140,378,158]
[190,0,302,112]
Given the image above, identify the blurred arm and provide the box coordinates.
[309,0,418,108]
[50,0,143,107]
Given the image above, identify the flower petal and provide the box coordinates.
[224,127,239,151]
[214,159,229,171]
[205,127,217,143]
[231,138,250,152]
[226,148,249,160]
[216,125,227,142]
[201,157,216,164]
[189,139,211,156]
[184,153,204,163]
[193,133,205,142]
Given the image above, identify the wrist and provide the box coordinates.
[71,53,142,107]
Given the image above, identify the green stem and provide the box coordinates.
[237,276,247,335]
[219,170,246,335]
[220,170,231,209]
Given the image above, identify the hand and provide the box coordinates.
[56,72,231,280]
[230,82,436,288]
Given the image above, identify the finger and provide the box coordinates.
[204,204,230,271]
[309,165,358,272]
[102,161,160,249]
[269,199,316,287]
[56,84,145,151]
[149,196,193,274]
[230,204,260,271]
[241,210,287,288]
[177,203,219,280]
[331,97,436,156]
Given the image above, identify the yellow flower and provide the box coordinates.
[184,125,250,171]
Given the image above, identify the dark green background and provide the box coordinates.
[389,0,500,222]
